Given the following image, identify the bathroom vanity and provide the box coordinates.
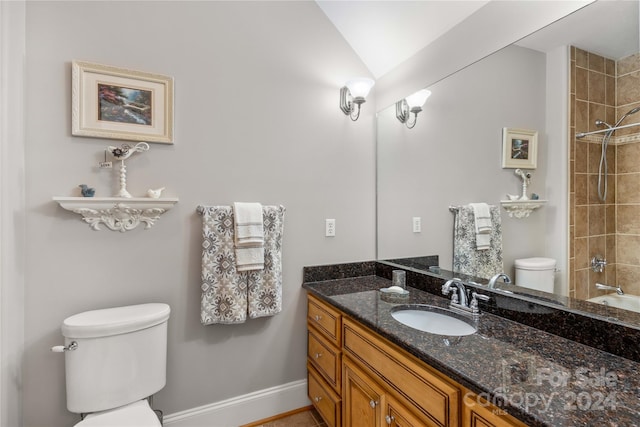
[303,263,640,427]
[308,293,524,427]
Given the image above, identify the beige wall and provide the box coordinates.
[23,2,375,426]
[570,47,640,299]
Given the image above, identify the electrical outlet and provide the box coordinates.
[412,217,421,233]
[325,219,336,237]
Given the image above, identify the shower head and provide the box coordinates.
[615,106,640,127]
[595,119,612,128]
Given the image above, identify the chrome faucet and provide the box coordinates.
[487,273,511,289]
[595,282,624,295]
[442,278,468,307]
[442,278,490,316]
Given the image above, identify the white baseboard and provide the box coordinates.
[163,379,310,427]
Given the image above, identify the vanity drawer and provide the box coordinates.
[308,294,341,346]
[308,328,341,392]
[308,362,341,427]
[343,317,460,427]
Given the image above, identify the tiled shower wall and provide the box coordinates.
[614,53,640,296]
[569,46,640,299]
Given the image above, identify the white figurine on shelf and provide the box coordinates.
[107,142,150,198]
[146,187,165,199]
[514,168,532,200]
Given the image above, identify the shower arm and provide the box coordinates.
[576,121,640,138]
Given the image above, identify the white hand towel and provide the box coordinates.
[470,203,492,250]
[235,247,264,272]
[233,202,264,271]
[233,202,264,246]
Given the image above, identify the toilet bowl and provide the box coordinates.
[75,400,160,427]
[54,303,170,426]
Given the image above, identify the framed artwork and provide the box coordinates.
[72,61,174,144]
[501,128,537,169]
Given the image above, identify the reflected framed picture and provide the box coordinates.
[502,127,537,169]
[72,61,174,144]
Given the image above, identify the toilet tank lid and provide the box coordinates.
[515,257,556,270]
[62,303,170,339]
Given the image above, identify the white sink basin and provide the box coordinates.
[391,305,477,336]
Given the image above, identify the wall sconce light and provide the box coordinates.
[395,89,431,129]
[340,77,375,121]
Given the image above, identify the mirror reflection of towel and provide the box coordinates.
[470,202,492,250]
[452,205,503,280]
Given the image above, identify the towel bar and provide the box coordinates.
[449,204,496,213]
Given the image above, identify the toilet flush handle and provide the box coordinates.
[51,341,78,353]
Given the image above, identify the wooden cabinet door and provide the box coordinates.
[343,318,460,427]
[384,396,427,427]
[343,357,385,427]
[462,391,526,427]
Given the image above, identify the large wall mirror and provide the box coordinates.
[377,0,640,324]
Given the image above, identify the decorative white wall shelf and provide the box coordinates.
[53,197,179,232]
[500,199,546,219]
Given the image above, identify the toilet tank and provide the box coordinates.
[61,303,171,414]
[515,257,556,293]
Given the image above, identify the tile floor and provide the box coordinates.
[252,408,326,427]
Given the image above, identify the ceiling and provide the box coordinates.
[316,1,488,78]
[516,0,638,60]
[317,0,639,80]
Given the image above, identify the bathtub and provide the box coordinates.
[588,293,640,313]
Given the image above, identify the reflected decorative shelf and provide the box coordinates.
[53,197,179,232]
[500,199,546,219]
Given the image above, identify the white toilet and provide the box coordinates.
[514,257,556,293]
[55,303,171,426]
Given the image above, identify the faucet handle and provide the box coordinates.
[591,255,607,273]
[450,292,459,305]
[470,292,491,313]
[442,277,462,295]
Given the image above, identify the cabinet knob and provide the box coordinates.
[314,352,322,359]
[314,396,322,402]
[370,400,378,408]
[385,415,395,425]
[314,314,322,321]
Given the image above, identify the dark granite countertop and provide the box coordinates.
[303,275,640,427]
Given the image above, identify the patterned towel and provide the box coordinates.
[199,205,285,325]
[452,205,503,280]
